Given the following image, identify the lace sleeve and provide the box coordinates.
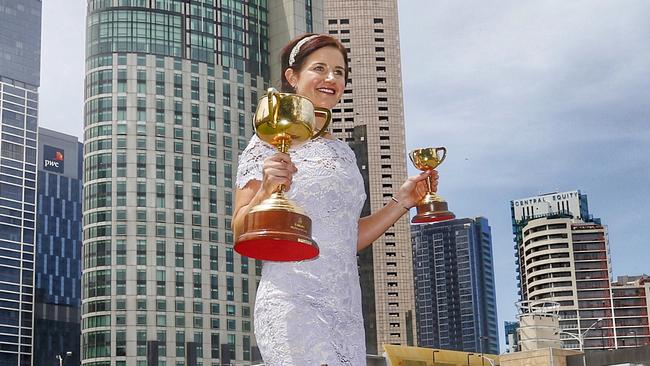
[235,135,276,189]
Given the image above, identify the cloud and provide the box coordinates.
[37,0,650,352]
[399,0,650,350]
[39,0,86,138]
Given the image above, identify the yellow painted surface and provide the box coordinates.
[383,344,499,366]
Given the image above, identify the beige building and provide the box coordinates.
[323,0,416,353]
[610,275,650,348]
[516,301,562,352]
[512,191,616,351]
[522,218,612,349]
[519,216,613,350]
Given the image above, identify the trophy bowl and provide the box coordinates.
[409,147,455,223]
[234,88,331,261]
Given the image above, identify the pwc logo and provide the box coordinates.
[43,145,65,173]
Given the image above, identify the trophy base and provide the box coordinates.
[234,209,319,262]
[411,200,455,223]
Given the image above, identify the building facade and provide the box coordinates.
[610,275,650,348]
[267,0,325,85]
[504,321,520,353]
[82,0,321,364]
[0,0,42,365]
[411,217,499,355]
[512,190,615,350]
[0,0,42,88]
[323,0,416,352]
[33,128,83,366]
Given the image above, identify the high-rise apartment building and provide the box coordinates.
[82,0,321,364]
[610,275,650,348]
[411,217,499,355]
[512,190,615,350]
[33,128,83,366]
[0,0,42,365]
[323,0,415,352]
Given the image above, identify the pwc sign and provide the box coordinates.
[43,145,65,173]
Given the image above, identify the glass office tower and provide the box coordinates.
[82,0,320,364]
[0,0,42,365]
[33,128,83,366]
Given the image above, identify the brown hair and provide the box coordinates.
[280,33,349,93]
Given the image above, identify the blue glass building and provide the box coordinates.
[412,217,499,355]
[33,128,83,366]
[0,1,42,365]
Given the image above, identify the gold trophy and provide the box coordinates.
[409,147,455,223]
[234,88,331,261]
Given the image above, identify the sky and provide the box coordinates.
[39,0,650,352]
[397,0,650,350]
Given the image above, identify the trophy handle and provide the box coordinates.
[266,87,280,128]
[408,150,416,165]
[436,147,447,165]
[312,107,331,138]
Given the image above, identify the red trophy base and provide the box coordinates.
[411,200,455,223]
[235,209,319,262]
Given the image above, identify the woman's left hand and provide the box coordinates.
[394,170,438,209]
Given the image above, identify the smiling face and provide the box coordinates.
[284,46,346,110]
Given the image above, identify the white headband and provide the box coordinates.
[288,35,319,66]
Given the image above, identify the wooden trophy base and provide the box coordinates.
[411,200,455,223]
[235,209,319,261]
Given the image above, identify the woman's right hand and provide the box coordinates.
[260,152,297,197]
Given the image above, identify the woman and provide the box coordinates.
[233,34,436,365]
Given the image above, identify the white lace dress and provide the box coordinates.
[236,135,367,366]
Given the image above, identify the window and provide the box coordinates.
[175,270,184,297]
[193,243,202,268]
[175,242,184,267]
[137,270,146,295]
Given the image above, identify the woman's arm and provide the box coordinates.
[232,152,297,239]
[357,170,437,251]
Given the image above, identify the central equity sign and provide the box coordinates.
[43,145,64,173]
[512,190,580,207]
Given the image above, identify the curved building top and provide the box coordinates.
[86,0,270,79]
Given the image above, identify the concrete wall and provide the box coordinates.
[500,348,582,366]
[567,345,650,366]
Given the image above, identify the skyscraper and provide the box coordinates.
[511,190,614,350]
[0,0,42,88]
[33,128,83,366]
[82,0,320,364]
[411,217,499,355]
[0,0,42,365]
[323,0,415,352]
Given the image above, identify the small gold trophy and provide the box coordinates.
[234,88,331,261]
[409,147,455,223]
